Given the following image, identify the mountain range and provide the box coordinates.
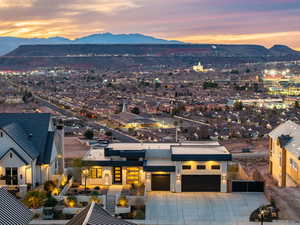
[0,33,183,55]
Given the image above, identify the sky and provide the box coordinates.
[0,0,300,49]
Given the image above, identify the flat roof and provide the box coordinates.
[171,145,230,155]
[83,148,107,161]
[145,159,175,167]
[107,141,220,151]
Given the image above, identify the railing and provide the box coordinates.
[58,177,73,198]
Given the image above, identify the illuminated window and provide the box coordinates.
[197,165,206,170]
[90,168,102,178]
[211,165,220,170]
[182,165,191,170]
[126,167,139,184]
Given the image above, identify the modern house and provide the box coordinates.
[269,120,300,187]
[82,141,231,192]
[0,113,64,190]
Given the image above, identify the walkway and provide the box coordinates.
[106,185,123,215]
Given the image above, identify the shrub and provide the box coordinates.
[89,195,101,204]
[94,186,100,190]
[44,181,56,193]
[23,191,46,209]
[117,196,128,207]
[44,196,58,208]
[84,129,94,140]
[91,191,99,196]
[66,196,77,208]
[133,209,145,219]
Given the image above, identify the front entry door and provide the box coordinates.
[5,168,18,185]
[113,167,122,184]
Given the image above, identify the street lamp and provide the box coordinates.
[82,169,89,192]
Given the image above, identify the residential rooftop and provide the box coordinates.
[269,120,300,158]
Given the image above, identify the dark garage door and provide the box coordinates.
[232,181,264,192]
[151,174,170,191]
[182,175,221,192]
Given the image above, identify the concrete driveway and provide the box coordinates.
[145,192,269,225]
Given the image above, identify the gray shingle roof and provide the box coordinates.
[0,113,52,164]
[0,188,34,225]
[2,123,39,159]
[66,202,136,225]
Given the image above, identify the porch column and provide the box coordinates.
[31,160,36,188]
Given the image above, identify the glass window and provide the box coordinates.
[182,165,191,170]
[90,168,102,178]
[211,165,220,170]
[290,158,298,170]
[197,165,206,170]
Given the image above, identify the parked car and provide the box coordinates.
[249,205,279,222]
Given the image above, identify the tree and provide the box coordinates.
[105,131,112,137]
[203,81,218,89]
[233,101,243,111]
[84,129,94,140]
[230,69,239,75]
[131,107,140,115]
[72,158,84,168]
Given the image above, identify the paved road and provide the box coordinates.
[146,192,268,225]
[34,95,140,143]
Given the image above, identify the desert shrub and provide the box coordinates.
[23,191,46,209]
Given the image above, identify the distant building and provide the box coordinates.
[193,62,214,73]
[269,120,300,187]
[193,62,205,72]
[110,112,159,129]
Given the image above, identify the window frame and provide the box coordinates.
[89,168,102,178]
[182,165,192,170]
[211,165,220,170]
[197,165,206,170]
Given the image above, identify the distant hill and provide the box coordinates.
[0,33,183,56]
[6,43,299,58]
[269,45,298,56]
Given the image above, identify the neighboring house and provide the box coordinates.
[66,202,136,225]
[0,113,64,189]
[0,188,34,225]
[82,141,231,192]
[269,120,300,187]
[110,112,158,129]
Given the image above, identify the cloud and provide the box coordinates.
[175,31,300,49]
[0,0,299,49]
[0,0,35,8]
